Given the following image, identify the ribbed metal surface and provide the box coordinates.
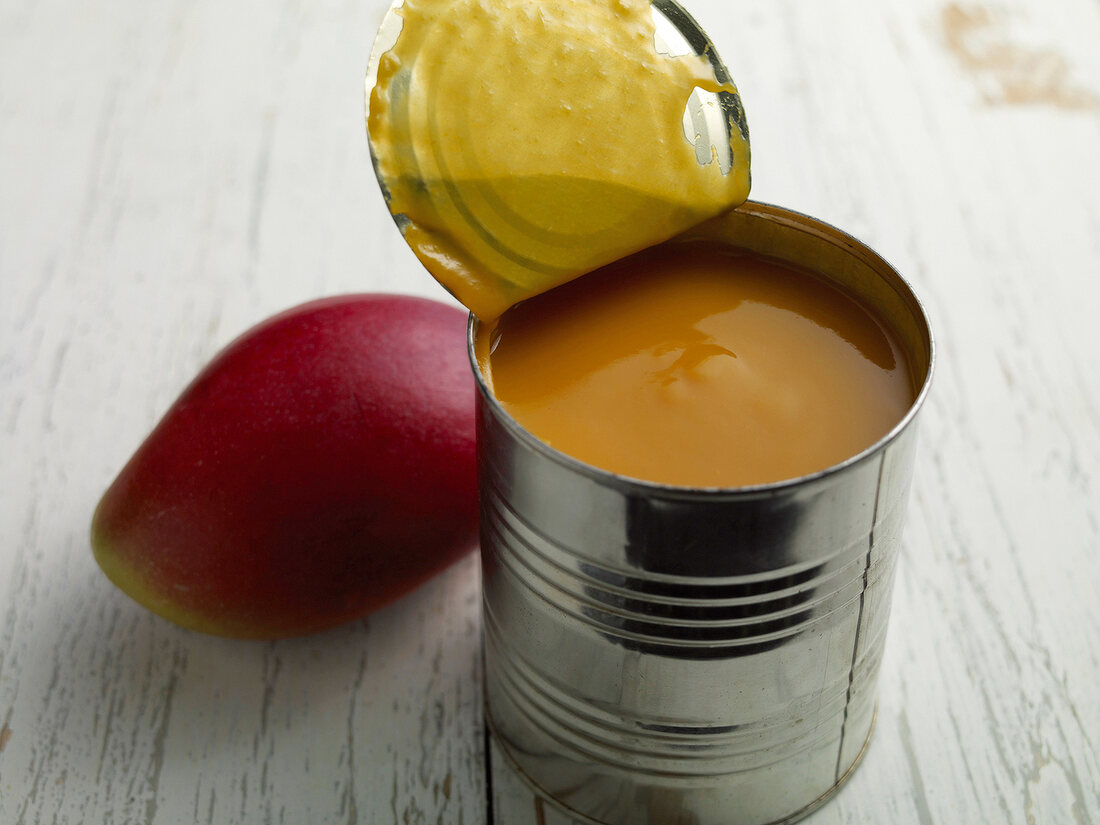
[473,202,933,825]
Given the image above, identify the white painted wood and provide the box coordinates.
[2,0,1098,822]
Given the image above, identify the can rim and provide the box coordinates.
[467,200,936,500]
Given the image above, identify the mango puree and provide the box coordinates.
[369,0,913,487]
[478,242,915,486]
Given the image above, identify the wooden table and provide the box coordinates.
[3,0,1098,822]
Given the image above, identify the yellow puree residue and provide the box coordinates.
[478,243,916,487]
[368,0,751,319]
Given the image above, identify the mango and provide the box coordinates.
[91,294,477,638]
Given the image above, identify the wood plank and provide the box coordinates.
[2,0,1098,822]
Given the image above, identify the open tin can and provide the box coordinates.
[470,201,934,825]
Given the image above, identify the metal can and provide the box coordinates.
[470,202,935,825]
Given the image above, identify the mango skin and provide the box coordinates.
[91,294,477,638]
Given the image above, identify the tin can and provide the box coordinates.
[470,202,935,825]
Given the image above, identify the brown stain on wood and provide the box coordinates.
[939,3,1099,109]
[0,722,11,753]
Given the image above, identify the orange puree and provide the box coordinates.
[478,241,915,487]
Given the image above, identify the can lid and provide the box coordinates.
[365,0,751,319]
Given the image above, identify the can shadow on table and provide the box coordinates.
[470,202,935,825]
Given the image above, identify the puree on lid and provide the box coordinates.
[367,0,751,319]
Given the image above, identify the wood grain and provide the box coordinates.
[2,0,1098,822]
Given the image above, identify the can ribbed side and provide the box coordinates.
[477,406,916,824]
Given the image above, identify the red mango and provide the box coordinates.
[91,294,477,638]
